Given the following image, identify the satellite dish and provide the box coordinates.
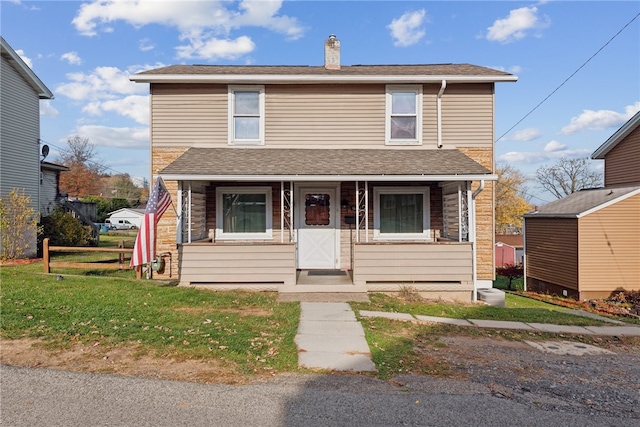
[41,144,49,161]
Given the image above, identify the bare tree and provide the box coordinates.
[535,157,602,199]
[58,136,108,198]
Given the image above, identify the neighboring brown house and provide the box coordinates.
[130,35,517,301]
[524,112,640,299]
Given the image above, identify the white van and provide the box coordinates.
[106,219,136,230]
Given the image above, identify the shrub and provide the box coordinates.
[0,189,41,260]
[496,264,524,291]
[39,209,93,247]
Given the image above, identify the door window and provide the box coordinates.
[304,193,331,226]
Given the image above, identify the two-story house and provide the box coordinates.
[131,36,517,301]
[524,111,640,299]
[1,36,54,258]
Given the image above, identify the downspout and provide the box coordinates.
[471,180,485,302]
[437,79,447,148]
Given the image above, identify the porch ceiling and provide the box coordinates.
[159,148,494,181]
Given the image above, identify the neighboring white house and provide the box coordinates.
[1,36,54,258]
[106,208,145,229]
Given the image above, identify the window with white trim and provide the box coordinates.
[216,187,272,239]
[386,85,422,145]
[374,187,430,240]
[228,85,265,145]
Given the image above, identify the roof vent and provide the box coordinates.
[324,34,340,70]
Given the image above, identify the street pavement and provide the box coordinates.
[2,364,637,427]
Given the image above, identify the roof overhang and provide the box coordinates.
[591,111,640,159]
[1,36,53,99]
[130,74,518,85]
[157,147,496,183]
[159,173,497,182]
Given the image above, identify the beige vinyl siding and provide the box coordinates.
[441,84,494,149]
[578,194,640,291]
[265,84,385,147]
[604,126,640,186]
[0,56,42,257]
[178,243,296,285]
[150,84,228,147]
[525,217,578,290]
[353,242,472,285]
[150,83,495,150]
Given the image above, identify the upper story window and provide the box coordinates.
[386,85,422,145]
[228,85,265,145]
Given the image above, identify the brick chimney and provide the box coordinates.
[324,34,340,70]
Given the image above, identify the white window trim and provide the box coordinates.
[373,187,431,240]
[216,186,272,240]
[228,85,265,145]
[385,85,423,145]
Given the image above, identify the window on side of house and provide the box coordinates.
[373,187,430,240]
[228,85,265,145]
[216,187,272,240]
[385,85,422,145]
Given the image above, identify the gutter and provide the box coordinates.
[471,179,485,302]
[437,80,447,148]
[129,74,519,84]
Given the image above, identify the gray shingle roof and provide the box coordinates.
[524,186,640,218]
[136,63,512,77]
[159,148,491,178]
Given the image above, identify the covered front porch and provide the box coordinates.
[160,148,494,301]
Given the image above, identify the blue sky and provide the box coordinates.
[2,0,639,204]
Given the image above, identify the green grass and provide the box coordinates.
[351,293,609,326]
[0,264,300,376]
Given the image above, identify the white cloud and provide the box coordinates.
[72,0,304,60]
[56,66,148,102]
[40,100,59,117]
[61,51,82,65]
[83,95,149,125]
[176,36,255,61]
[544,140,566,152]
[486,6,549,43]
[139,38,155,52]
[560,102,640,134]
[15,49,33,68]
[507,127,540,142]
[388,10,427,47]
[71,125,149,150]
[498,146,591,164]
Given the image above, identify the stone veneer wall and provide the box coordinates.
[458,147,494,281]
[152,147,189,278]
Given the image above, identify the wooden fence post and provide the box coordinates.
[43,238,50,273]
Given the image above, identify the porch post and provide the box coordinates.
[280,181,284,243]
[187,181,192,243]
[176,181,183,244]
[364,180,369,243]
[290,181,295,243]
[355,180,360,243]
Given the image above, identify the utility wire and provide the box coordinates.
[496,12,640,143]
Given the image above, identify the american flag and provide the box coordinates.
[130,177,172,267]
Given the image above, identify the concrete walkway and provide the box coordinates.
[294,304,640,373]
[295,302,376,372]
[359,310,640,337]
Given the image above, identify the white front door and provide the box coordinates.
[297,187,338,269]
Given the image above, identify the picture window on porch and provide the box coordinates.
[373,187,430,240]
[386,85,423,145]
[216,187,272,240]
[228,85,265,145]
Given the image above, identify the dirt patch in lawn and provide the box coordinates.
[0,338,259,385]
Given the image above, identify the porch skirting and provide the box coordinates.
[177,241,474,297]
